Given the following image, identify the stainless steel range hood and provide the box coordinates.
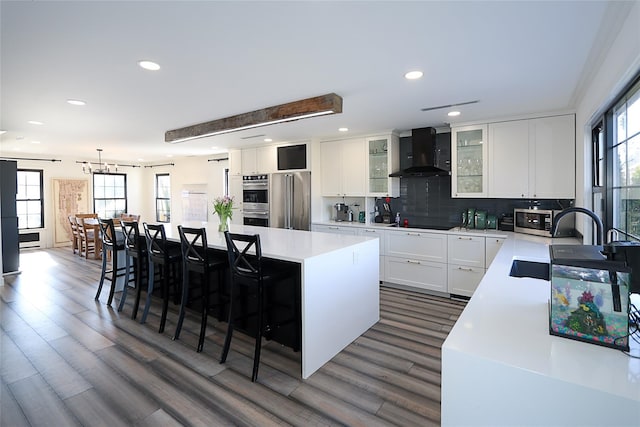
[389,127,450,177]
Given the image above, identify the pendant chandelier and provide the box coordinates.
[80,149,115,174]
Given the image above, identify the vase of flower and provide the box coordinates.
[213,195,234,232]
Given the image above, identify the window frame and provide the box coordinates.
[16,168,44,229]
[92,172,127,219]
[155,173,171,223]
[593,73,640,241]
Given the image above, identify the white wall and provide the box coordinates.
[574,1,640,241]
[153,155,228,227]
[8,154,228,249]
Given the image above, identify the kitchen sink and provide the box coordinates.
[509,259,550,281]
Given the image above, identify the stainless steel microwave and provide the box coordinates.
[514,208,574,237]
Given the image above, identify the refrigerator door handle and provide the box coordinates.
[284,174,292,229]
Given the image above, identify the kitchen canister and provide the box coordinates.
[475,210,487,229]
[467,208,476,229]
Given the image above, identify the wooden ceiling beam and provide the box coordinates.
[165,93,343,143]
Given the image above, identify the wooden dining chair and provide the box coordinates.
[76,214,101,259]
[120,213,140,222]
[68,215,80,255]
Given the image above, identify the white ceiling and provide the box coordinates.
[0,1,629,163]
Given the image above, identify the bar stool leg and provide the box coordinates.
[118,249,131,312]
[220,282,236,364]
[131,256,144,320]
[159,263,170,333]
[173,265,190,341]
[140,259,155,324]
[107,248,118,306]
[197,276,210,353]
[95,249,108,301]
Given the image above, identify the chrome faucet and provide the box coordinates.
[551,207,603,245]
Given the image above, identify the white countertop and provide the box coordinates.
[166,222,376,263]
[443,232,640,403]
[313,220,509,238]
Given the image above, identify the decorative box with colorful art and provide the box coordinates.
[549,245,630,351]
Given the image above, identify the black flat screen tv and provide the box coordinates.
[277,144,306,170]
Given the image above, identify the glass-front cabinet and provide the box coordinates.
[451,125,488,197]
[367,134,399,197]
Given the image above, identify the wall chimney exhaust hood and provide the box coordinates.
[389,127,450,177]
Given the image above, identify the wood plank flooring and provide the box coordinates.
[1,247,466,426]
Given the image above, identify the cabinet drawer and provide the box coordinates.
[448,264,485,297]
[385,256,447,293]
[357,228,386,253]
[312,224,358,235]
[447,235,485,268]
[386,231,447,262]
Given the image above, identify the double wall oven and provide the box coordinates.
[242,174,269,227]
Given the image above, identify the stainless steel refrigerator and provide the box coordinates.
[269,171,311,231]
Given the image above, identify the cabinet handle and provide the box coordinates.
[457,236,473,240]
[407,260,421,264]
[458,267,474,272]
[328,226,339,230]
[406,232,421,236]
[364,229,376,233]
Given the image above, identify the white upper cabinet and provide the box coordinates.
[488,120,530,198]
[366,134,400,197]
[529,115,575,199]
[488,114,575,199]
[241,146,276,175]
[451,125,488,197]
[320,138,366,196]
[228,149,242,175]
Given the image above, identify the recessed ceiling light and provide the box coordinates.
[404,70,423,80]
[137,158,144,162]
[138,60,160,71]
[67,99,86,106]
[166,154,173,158]
[31,140,41,144]
[264,138,273,142]
[448,111,461,117]
[338,127,349,132]
[28,120,43,125]
[0,130,6,135]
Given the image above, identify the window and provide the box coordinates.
[611,79,640,238]
[93,173,127,218]
[16,169,43,229]
[156,173,170,222]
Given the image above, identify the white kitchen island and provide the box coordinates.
[166,222,380,379]
[442,234,640,426]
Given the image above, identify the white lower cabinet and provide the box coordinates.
[447,234,487,297]
[485,237,506,268]
[357,227,385,281]
[385,256,448,293]
[385,231,448,292]
[448,265,485,297]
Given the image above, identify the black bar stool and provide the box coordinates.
[220,231,300,382]
[118,220,148,319]
[141,223,182,333]
[174,226,228,352]
[96,218,128,306]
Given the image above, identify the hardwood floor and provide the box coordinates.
[1,247,466,426]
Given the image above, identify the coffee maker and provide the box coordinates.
[334,203,349,222]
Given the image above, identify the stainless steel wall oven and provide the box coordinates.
[242,174,269,227]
